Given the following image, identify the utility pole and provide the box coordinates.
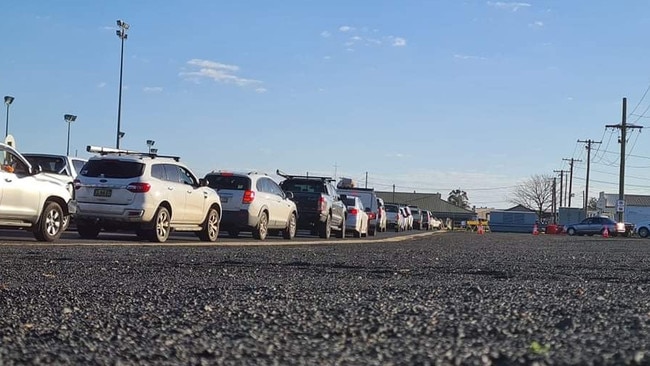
[577,139,602,218]
[392,184,395,203]
[552,177,557,224]
[553,169,567,207]
[365,172,368,189]
[606,97,643,222]
[562,158,581,207]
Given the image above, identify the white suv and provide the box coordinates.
[73,146,222,243]
[0,143,74,241]
[203,171,298,240]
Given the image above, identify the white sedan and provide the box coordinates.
[343,196,368,238]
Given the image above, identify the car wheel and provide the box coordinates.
[283,212,297,240]
[318,214,331,239]
[567,227,576,236]
[77,220,101,239]
[198,208,220,242]
[639,227,650,238]
[33,201,65,242]
[253,212,268,240]
[149,207,171,243]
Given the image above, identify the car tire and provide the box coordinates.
[318,215,331,239]
[253,212,268,240]
[33,201,65,242]
[149,207,171,243]
[283,212,297,240]
[369,224,376,236]
[567,227,576,236]
[198,208,220,242]
[77,220,101,239]
[639,227,650,238]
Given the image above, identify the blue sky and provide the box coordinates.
[3,0,650,209]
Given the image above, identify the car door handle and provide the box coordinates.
[5,178,12,182]
[168,187,174,190]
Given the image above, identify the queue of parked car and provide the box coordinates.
[1,143,444,243]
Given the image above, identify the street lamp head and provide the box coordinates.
[118,131,125,138]
[4,96,14,105]
[117,20,129,30]
[64,114,77,122]
[146,139,155,147]
[150,148,158,154]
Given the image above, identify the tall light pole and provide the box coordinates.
[115,19,129,149]
[4,96,14,138]
[146,139,155,153]
[64,114,77,156]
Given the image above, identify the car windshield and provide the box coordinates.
[24,155,66,174]
[205,175,251,190]
[81,159,144,178]
[343,197,357,207]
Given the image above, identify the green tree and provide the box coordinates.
[588,197,598,210]
[448,189,470,209]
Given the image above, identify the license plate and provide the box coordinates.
[94,188,112,197]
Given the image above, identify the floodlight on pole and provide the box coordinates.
[115,19,129,149]
[146,139,155,153]
[4,95,15,138]
[64,114,77,156]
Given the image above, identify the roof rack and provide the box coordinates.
[276,169,334,181]
[86,145,181,162]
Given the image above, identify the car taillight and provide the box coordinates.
[318,196,326,213]
[348,208,358,215]
[242,190,255,204]
[127,182,151,193]
[73,179,81,190]
[367,212,376,220]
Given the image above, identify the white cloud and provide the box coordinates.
[143,86,163,93]
[391,37,407,47]
[339,25,354,32]
[320,31,331,38]
[529,20,544,28]
[97,82,106,88]
[180,59,264,91]
[255,87,267,93]
[453,54,487,60]
[323,55,331,60]
[487,1,531,11]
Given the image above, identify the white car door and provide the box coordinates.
[178,166,206,224]
[0,152,39,219]
[261,178,290,228]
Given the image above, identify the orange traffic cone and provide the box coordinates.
[477,225,484,235]
[532,224,539,235]
[602,226,609,238]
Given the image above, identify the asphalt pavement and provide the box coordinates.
[1,231,649,365]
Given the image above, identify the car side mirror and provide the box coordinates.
[199,178,208,187]
[31,164,42,175]
[285,191,294,199]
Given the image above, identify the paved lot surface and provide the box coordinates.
[1,231,649,365]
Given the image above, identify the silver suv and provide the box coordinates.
[0,143,75,241]
[203,171,298,240]
[73,146,222,243]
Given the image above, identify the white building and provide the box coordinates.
[597,191,650,225]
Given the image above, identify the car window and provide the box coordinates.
[151,164,166,180]
[281,180,325,193]
[206,175,251,190]
[3,150,29,176]
[385,205,398,213]
[72,159,86,174]
[24,155,66,174]
[343,197,357,206]
[178,166,197,186]
[81,159,145,178]
[264,178,284,196]
[163,164,181,183]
